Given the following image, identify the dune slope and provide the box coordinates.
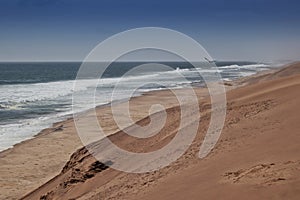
[23,63,300,200]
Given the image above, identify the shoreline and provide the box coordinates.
[21,61,300,200]
[0,82,203,154]
[0,63,287,199]
[0,68,274,154]
[0,82,209,199]
[0,62,278,154]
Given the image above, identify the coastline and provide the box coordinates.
[0,63,288,199]
[0,62,275,154]
[21,61,300,200]
[0,85,209,200]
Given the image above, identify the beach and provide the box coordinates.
[0,85,208,199]
[1,62,300,199]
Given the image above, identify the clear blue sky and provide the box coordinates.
[0,0,299,62]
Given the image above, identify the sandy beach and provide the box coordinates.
[0,85,207,199]
[1,62,300,199]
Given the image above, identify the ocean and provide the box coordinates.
[0,61,272,151]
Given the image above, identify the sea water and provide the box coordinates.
[0,61,272,151]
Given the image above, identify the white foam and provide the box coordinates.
[0,114,60,151]
[219,63,269,70]
[0,64,272,151]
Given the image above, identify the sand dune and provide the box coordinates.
[1,63,299,199]
[17,62,300,199]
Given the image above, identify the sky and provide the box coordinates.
[0,0,299,62]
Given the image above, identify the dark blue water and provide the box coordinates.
[0,61,261,85]
[0,61,271,151]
